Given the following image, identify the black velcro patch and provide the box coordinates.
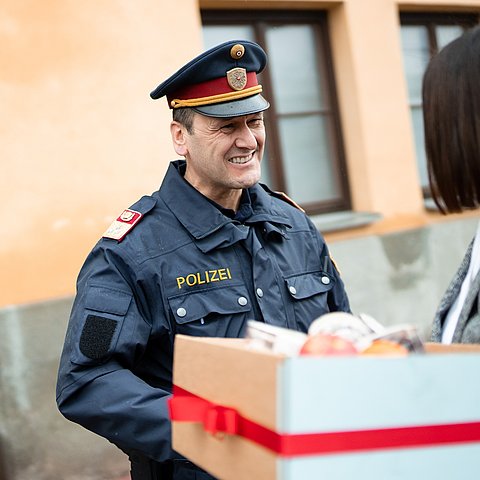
[79,315,118,360]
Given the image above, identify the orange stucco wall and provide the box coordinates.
[1,0,203,306]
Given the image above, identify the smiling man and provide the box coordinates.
[56,40,351,480]
[172,112,265,208]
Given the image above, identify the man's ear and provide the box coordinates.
[170,121,188,157]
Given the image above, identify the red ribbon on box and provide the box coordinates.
[169,385,480,457]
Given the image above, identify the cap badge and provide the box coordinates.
[227,67,247,91]
[230,44,245,59]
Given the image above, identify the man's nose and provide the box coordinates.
[235,124,257,149]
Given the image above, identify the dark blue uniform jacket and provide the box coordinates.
[56,160,350,467]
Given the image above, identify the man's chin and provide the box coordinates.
[236,172,261,189]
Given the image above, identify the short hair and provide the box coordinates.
[422,26,480,214]
[172,108,195,134]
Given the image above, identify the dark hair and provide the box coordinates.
[172,108,195,134]
[422,26,480,214]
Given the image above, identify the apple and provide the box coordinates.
[299,333,358,356]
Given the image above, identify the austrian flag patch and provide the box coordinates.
[103,209,143,242]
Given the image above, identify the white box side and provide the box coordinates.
[279,354,480,432]
[278,443,480,480]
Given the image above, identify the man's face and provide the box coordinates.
[178,112,266,206]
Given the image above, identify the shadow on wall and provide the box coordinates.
[327,216,479,340]
[380,228,430,290]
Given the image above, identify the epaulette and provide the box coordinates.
[330,255,342,275]
[260,184,305,213]
[103,196,157,242]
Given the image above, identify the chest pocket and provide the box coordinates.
[168,284,252,338]
[284,271,334,332]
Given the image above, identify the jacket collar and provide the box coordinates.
[158,160,291,252]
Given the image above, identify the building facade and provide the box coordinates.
[1,1,480,478]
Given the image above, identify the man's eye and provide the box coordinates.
[220,124,234,131]
[249,118,264,127]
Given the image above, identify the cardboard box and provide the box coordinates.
[170,335,480,480]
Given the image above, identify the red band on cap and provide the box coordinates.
[167,72,258,107]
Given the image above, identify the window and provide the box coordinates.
[202,11,350,215]
[400,13,478,197]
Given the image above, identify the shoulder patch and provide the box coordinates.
[103,195,157,242]
[103,209,143,242]
[272,190,305,213]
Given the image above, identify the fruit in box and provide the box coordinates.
[300,333,358,356]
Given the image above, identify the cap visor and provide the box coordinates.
[192,94,270,118]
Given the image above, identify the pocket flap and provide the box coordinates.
[168,285,251,324]
[284,272,333,300]
[85,286,132,316]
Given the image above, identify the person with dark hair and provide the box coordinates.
[56,40,351,480]
[424,26,480,344]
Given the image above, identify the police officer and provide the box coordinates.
[56,40,351,479]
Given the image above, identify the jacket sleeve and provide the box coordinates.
[56,243,177,462]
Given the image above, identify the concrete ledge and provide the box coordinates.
[0,298,129,480]
[311,210,382,233]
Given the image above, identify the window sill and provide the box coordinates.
[424,198,439,212]
[310,211,383,234]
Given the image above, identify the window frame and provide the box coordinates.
[400,12,479,198]
[202,10,351,215]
